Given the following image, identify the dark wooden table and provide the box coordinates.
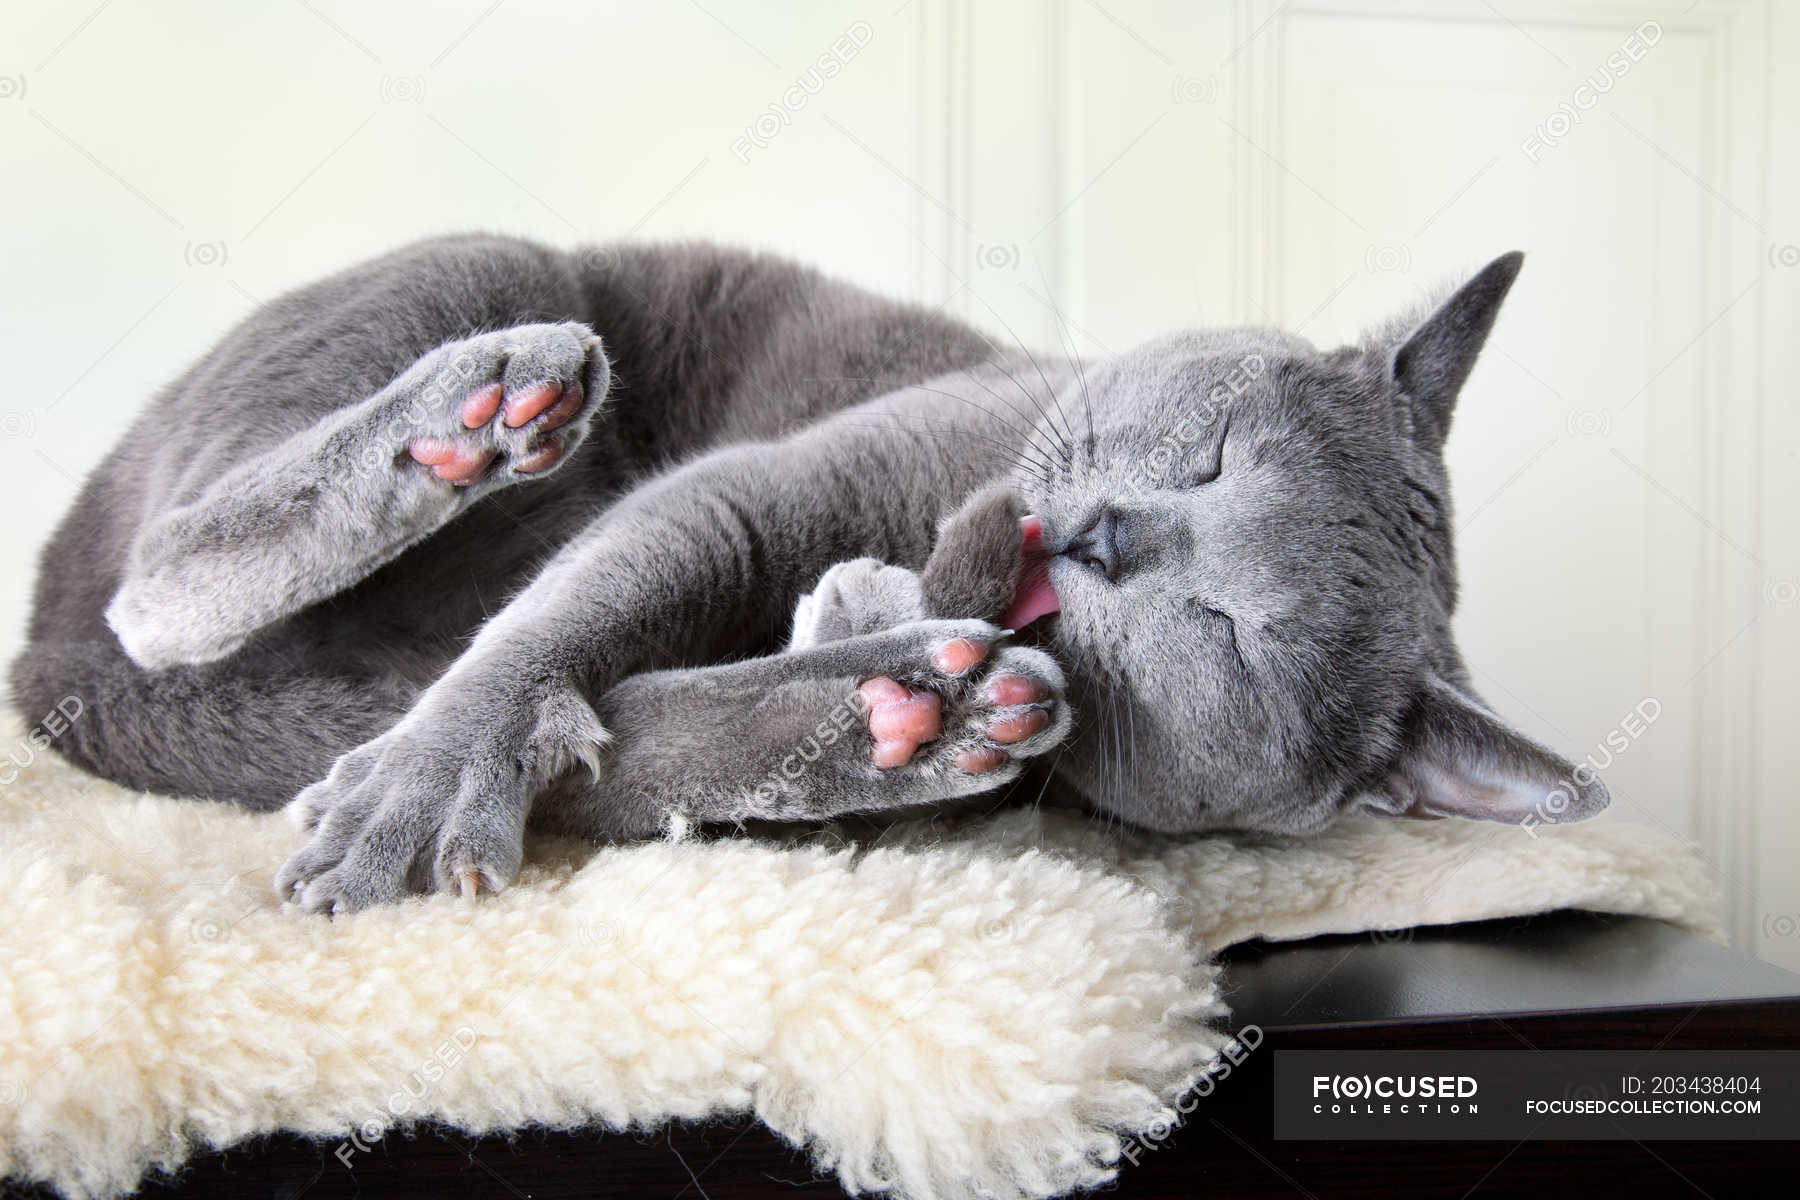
[15,910,1798,1199]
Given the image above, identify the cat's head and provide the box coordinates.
[999,252,1608,834]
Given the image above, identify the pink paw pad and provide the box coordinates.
[535,381,585,431]
[988,708,1049,744]
[955,746,1009,774]
[407,438,496,485]
[502,382,564,428]
[858,676,943,769]
[932,637,990,675]
[512,437,565,474]
[984,674,1048,707]
[459,384,503,428]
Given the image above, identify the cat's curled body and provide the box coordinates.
[11,235,1609,912]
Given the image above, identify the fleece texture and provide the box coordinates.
[0,715,1720,1200]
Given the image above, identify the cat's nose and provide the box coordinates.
[1060,507,1121,580]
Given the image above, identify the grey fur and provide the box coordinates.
[107,320,610,667]
[918,486,1029,622]
[8,236,1607,913]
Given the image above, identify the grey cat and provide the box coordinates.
[8,236,1608,913]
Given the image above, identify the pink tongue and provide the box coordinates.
[1001,515,1061,631]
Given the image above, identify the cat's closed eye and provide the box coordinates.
[1186,597,1242,646]
[1183,416,1228,486]
[1186,597,1231,625]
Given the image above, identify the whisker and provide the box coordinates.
[1027,749,1063,816]
[1104,681,1123,833]
[983,347,1069,446]
[957,365,1071,473]
[963,292,1080,461]
[962,332,1074,467]
[1003,340,1076,469]
[1124,685,1141,813]
[812,376,1065,481]
[830,416,1053,489]
[1028,272,1096,471]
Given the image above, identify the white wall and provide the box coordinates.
[2,0,1794,965]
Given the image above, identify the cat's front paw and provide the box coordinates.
[788,557,926,649]
[275,682,606,913]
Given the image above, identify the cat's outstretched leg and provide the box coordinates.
[586,619,1069,832]
[276,547,1069,912]
[275,617,1071,912]
[106,323,608,669]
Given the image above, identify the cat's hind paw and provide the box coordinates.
[855,628,1068,788]
[391,322,606,489]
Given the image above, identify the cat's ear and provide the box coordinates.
[1355,675,1609,825]
[1385,251,1524,450]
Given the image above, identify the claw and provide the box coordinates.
[457,868,481,900]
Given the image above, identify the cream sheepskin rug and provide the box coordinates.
[0,715,1719,1200]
